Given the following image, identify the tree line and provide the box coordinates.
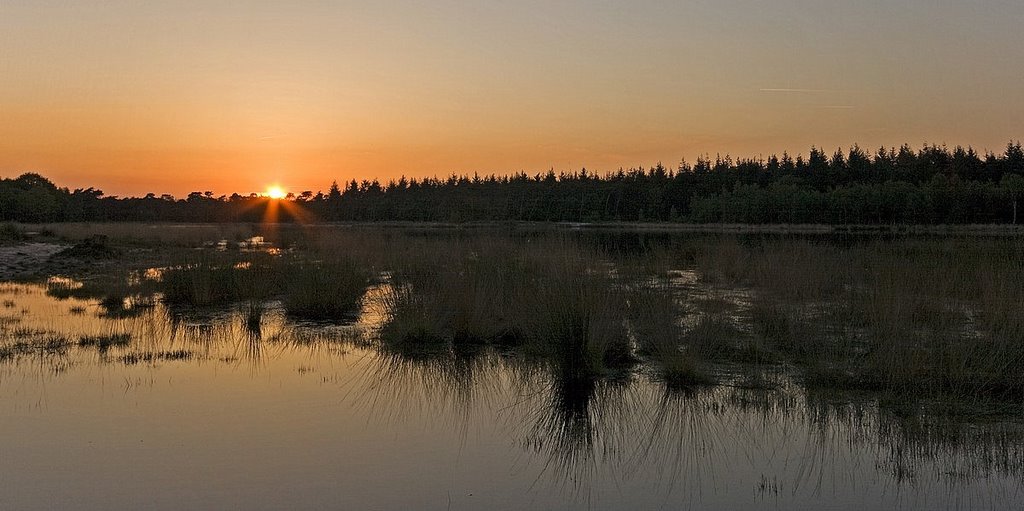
[3,143,1024,224]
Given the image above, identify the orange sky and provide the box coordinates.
[2,1,1023,197]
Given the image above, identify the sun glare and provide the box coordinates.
[265,185,287,200]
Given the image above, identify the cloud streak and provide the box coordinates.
[759,88,833,93]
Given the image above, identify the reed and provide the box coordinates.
[378,237,635,378]
[699,236,1024,400]
[161,252,278,306]
[77,332,131,350]
[281,257,371,320]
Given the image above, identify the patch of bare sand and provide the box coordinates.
[0,243,67,280]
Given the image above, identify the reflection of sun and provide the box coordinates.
[265,185,287,199]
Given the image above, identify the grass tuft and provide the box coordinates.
[282,258,371,320]
[77,333,131,350]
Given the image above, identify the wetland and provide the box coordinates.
[1,222,1023,510]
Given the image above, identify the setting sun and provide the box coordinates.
[265,185,287,200]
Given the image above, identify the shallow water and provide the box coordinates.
[1,282,1022,510]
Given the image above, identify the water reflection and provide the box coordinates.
[1,281,1023,510]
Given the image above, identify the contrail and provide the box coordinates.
[759,88,831,93]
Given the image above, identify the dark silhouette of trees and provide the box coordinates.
[2,142,1024,225]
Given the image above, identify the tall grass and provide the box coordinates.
[281,258,371,320]
[162,256,250,306]
[159,248,372,322]
[22,222,1024,402]
[378,238,636,377]
[694,236,1024,401]
[378,238,529,346]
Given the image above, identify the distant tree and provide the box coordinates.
[1002,174,1024,224]
[327,181,342,201]
[4,142,1024,225]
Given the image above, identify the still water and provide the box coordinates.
[0,281,1021,510]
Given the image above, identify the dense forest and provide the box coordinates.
[3,143,1024,224]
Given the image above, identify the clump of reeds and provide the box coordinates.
[243,300,263,334]
[161,256,245,306]
[379,242,528,346]
[378,237,636,378]
[377,283,453,346]
[77,333,131,351]
[281,258,371,320]
[626,281,715,388]
[120,350,193,365]
[519,264,633,377]
[659,350,714,390]
[161,252,279,307]
[99,293,126,311]
[0,335,72,361]
[681,314,750,360]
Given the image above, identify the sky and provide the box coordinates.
[2,1,1023,197]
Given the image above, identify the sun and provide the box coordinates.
[265,185,287,199]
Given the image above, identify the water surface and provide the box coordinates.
[2,276,1021,510]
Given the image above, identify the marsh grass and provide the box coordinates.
[44,273,146,317]
[515,248,634,376]
[243,300,263,334]
[19,223,1024,404]
[120,350,193,365]
[78,332,131,351]
[159,249,371,322]
[378,244,524,346]
[0,222,27,242]
[377,283,453,346]
[378,239,637,379]
[694,237,1024,401]
[30,222,263,248]
[658,352,714,390]
[7,225,1024,493]
[0,334,72,361]
[161,254,256,306]
[281,258,371,320]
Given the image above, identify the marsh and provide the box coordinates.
[1,223,1023,510]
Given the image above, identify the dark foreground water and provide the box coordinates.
[1,279,1021,510]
